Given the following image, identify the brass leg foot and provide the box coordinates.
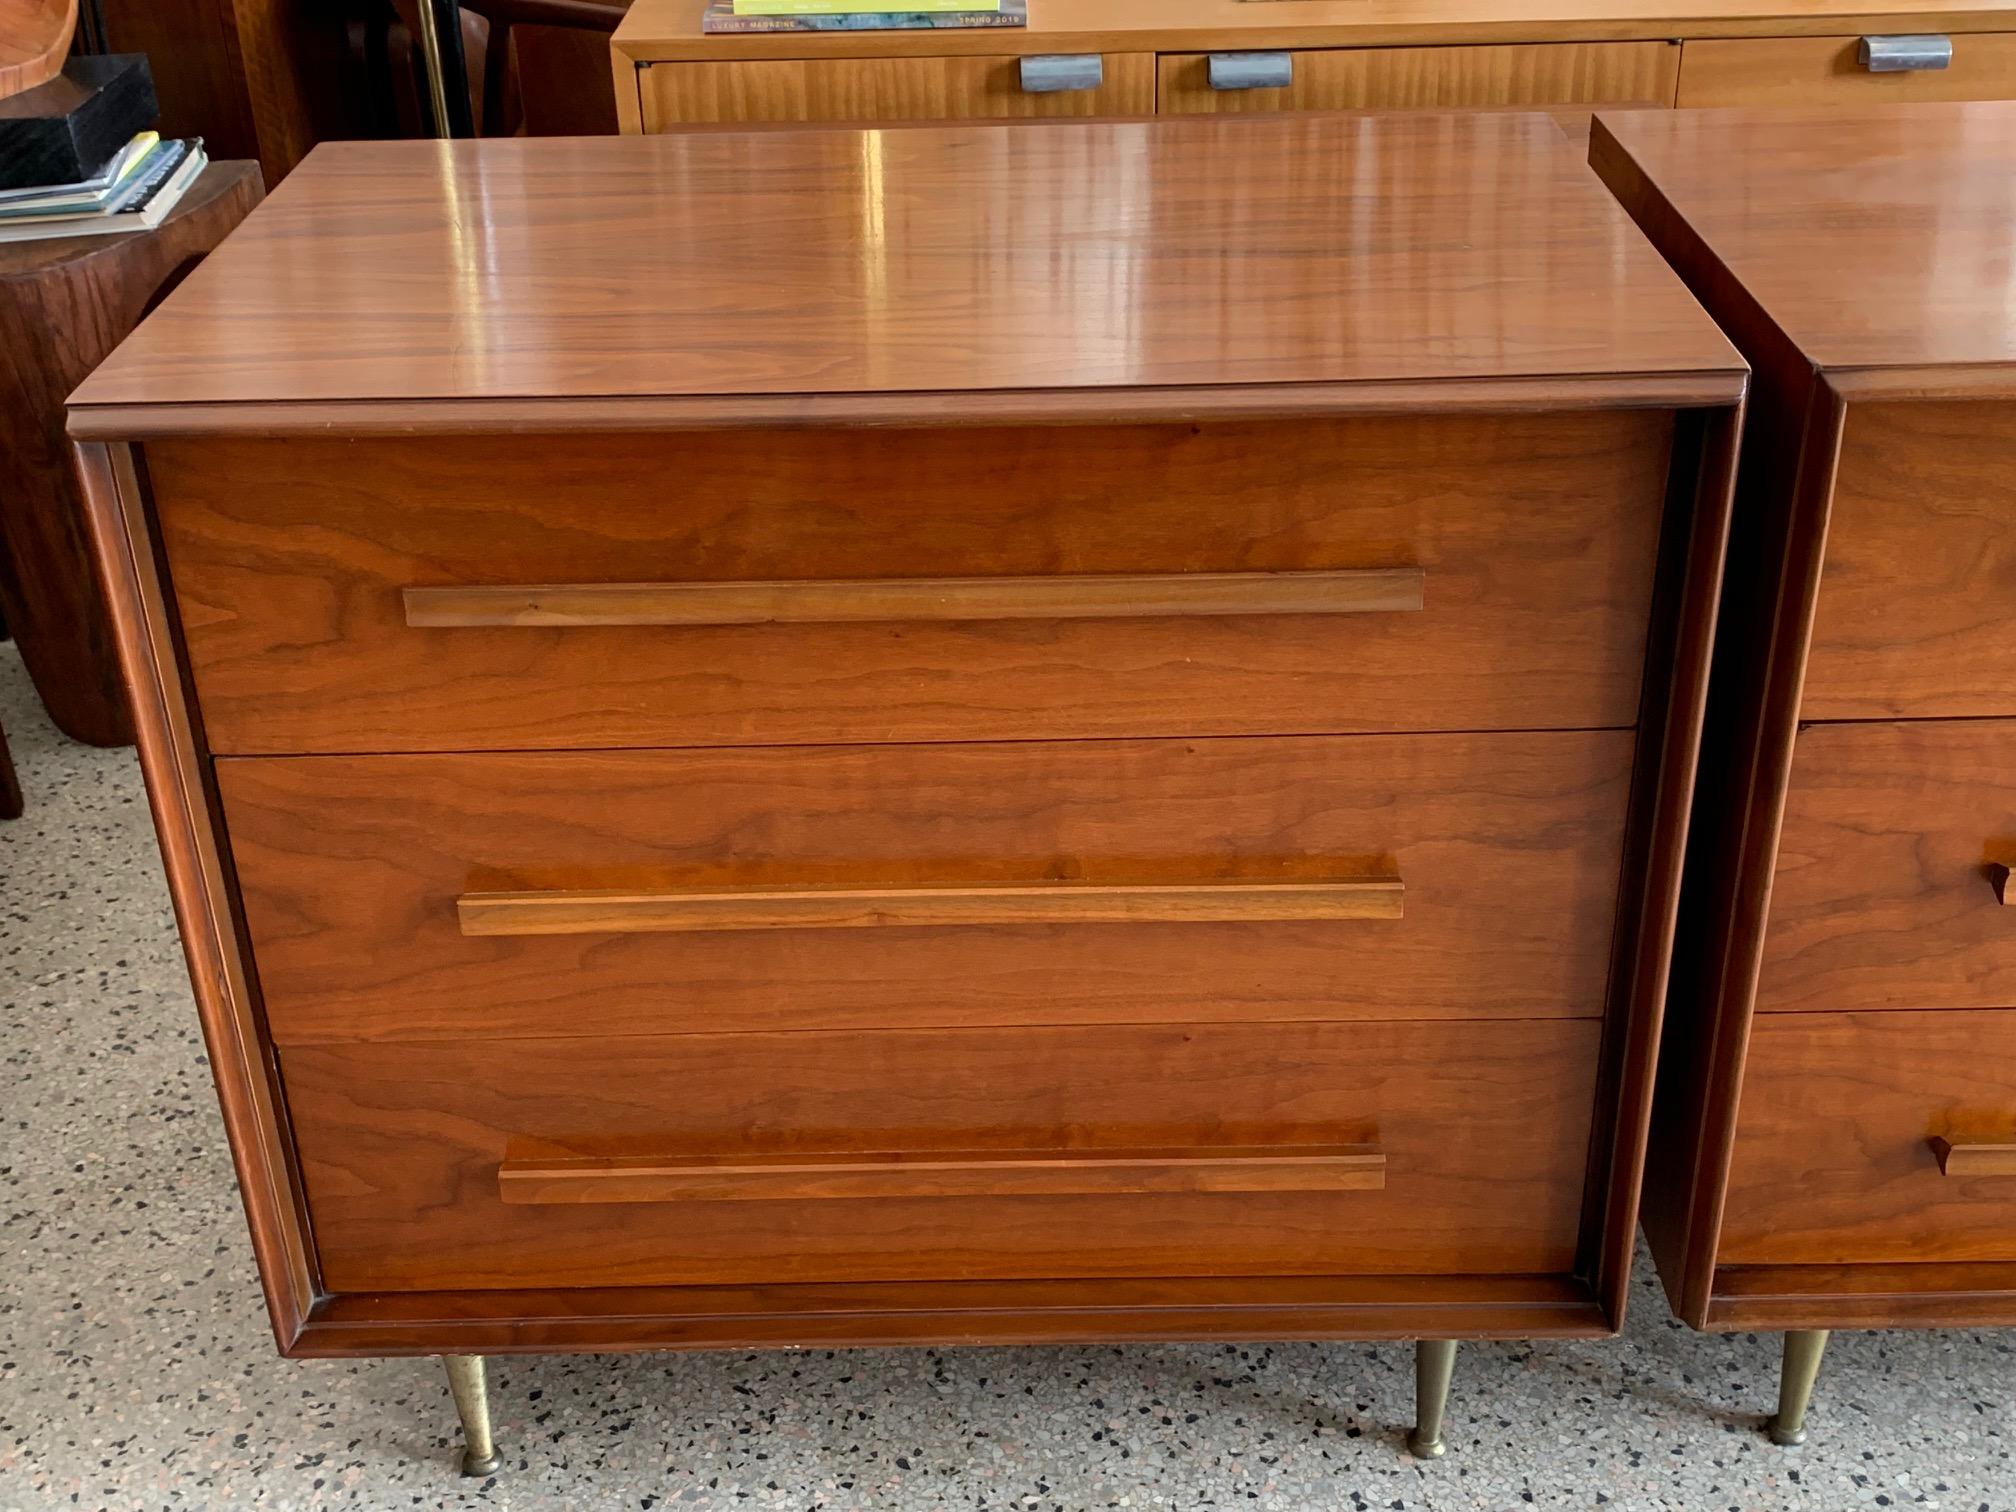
[1766,1330,1829,1447]
[1407,1339,1459,1458]
[443,1354,502,1476]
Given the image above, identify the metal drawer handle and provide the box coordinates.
[499,1142,1388,1205]
[1208,51,1293,91]
[1020,54,1103,93]
[402,567,1424,628]
[1930,1137,2016,1176]
[1859,34,1952,72]
[458,876,1405,937]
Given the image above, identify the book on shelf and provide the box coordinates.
[0,136,192,223]
[733,0,998,12]
[0,139,207,243]
[0,130,159,213]
[705,0,1023,30]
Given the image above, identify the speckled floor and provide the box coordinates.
[2,643,2011,1512]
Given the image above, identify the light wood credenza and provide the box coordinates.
[70,113,1740,1470]
[612,0,2016,133]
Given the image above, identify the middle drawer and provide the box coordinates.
[219,729,1636,1044]
[1758,718,2016,1014]
[1157,41,1679,115]
[146,410,1672,755]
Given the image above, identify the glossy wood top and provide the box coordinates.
[1595,102,2016,374]
[71,114,1739,415]
[618,0,2016,59]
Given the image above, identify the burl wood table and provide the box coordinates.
[69,115,1741,1471]
[0,159,262,788]
[1594,99,2016,1445]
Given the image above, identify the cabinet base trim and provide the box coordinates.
[1706,1261,2016,1330]
[287,1274,1608,1356]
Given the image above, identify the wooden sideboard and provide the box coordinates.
[612,0,2016,133]
[1593,100,2016,1447]
[69,115,1741,1470]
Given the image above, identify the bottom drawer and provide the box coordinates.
[284,1020,1601,1292]
[1723,1010,2016,1265]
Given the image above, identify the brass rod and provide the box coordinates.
[413,0,455,140]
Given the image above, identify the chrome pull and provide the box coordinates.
[1019,54,1104,93]
[1207,51,1293,91]
[1859,34,1953,71]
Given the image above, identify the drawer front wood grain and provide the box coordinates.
[1758,719,2016,1014]
[1804,401,2016,720]
[638,53,1153,128]
[1723,1011,2016,1265]
[1158,42,1678,114]
[281,1018,1602,1291]
[1676,35,2016,108]
[219,729,1635,1044]
[148,412,1673,754]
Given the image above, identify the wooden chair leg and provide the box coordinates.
[0,709,22,819]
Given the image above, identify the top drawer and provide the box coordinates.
[147,411,1671,755]
[1804,401,2016,720]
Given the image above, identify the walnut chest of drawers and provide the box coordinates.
[70,114,1742,1463]
[1594,100,2016,1442]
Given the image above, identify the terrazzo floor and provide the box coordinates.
[2,643,2012,1512]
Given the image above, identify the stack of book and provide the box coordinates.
[0,129,208,245]
[703,0,1027,33]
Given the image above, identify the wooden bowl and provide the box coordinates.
[0,0,79,101]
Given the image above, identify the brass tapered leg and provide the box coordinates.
[443,1354,502,1476]
[1407,1339,1459,1458]
[1766,1330,1829,1447]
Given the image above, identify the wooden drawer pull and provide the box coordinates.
[498,1143,1388,1205]
[458,876,1405,936]
[1990,863,2014,904]
[1930,1137,2016,1176]
[402,568,1424,628]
